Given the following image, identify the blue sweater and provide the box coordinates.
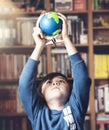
[18,53,91,130]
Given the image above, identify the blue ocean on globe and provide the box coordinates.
[39,12,62,36]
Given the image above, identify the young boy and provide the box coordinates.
[18,13,91,130]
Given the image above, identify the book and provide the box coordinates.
[0,54,28,80]
[6,54,14,79]
[98,87,104,112]
[0,117,32,130]
[16,17,38,45]
[0,85,24,114]
[93,0,109,10]
[0,86,17,113]
[0,54,7,79]
[94,54,109,78]
[70,17,77,43]
[51,48,71,76]
[51,48,87,77]
[96,115,109,130]
[95,86,104,112]
[0,19,16,46]
[67,16,85,44]
[95,84,109,113]
[93,0,99,10]
[84,116,91,130]
[0,119,6,130]
[21,117,27,130]
[73,0,87,11]
[104,85,109,113]
[55,0,73,11]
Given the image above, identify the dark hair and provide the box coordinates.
[37,72,69,99]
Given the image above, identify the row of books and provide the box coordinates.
[96,115,109,130]
[54,0,87,11]
[0,50,88,80]
[0,85,24,114]
[0,116,31,130]
[16,17,37,46]
[67,16,88,44]
[0,0,45,14]
[0,19,17,45]
[3,0,87,12]
[95,84,109,113]
[51,48,88,77]
[94,54,109,78]
[0,54,29,80]
[0,116,90,130]
[51,51,71,77]
[0,53,47,80]
[0,17,37,46]
[0,16,87,46]
[93,0,109,10]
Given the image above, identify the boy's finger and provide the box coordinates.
[58,13,67,20]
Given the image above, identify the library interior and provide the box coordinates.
[0,0,109,130]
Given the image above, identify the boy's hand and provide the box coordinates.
[33,13,47,47]
[58,13,69,40]
[33,26,46,47]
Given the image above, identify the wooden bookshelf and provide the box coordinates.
[0,0,109,130]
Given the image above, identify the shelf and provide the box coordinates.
[0,112,26,117]
[0,78,44,85]
[94,43,109,46]
[0,79,18,85]
[0,10,42,15]
[50,43,89,53]
[51,43,89,47]
[0,10,88,17]
[0,44,89,54]
[93,26,109,29]
[57,10,88,14]
[93,9,109,13]
[0,45,35,54]
[95,79,109,84]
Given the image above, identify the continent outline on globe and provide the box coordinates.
[39,11,62,36]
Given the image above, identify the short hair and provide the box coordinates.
[37,72,69,99]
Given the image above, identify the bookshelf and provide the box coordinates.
[93,6,109,130]
[0,0,109,130]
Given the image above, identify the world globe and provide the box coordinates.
[39,12,62,36]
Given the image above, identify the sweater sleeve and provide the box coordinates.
[69,53,91,114]
[18,58,40,122]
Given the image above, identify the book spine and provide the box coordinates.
[55,0,73,11]
[95,84,109,113]
[16,17,38,45]
[104,86,109,113]
[94,55,109,78]
[0,117,32,130]
[73,0,87,11]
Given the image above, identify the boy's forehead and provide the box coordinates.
[51,76,67,81]
[42,74,67,83]
[53,76,65,79]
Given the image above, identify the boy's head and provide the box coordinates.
[37,72,71,105]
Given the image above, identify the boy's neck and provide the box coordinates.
[47,100,65,110]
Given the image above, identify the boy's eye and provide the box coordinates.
[59,80,65,83]
[46,80,52,84]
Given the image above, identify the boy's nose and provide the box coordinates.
[52,81,60,86]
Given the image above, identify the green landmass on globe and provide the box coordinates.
[46,12,60,24]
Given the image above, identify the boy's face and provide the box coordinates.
[41,76,70,105]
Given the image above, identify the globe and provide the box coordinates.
[39,12,62,36]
